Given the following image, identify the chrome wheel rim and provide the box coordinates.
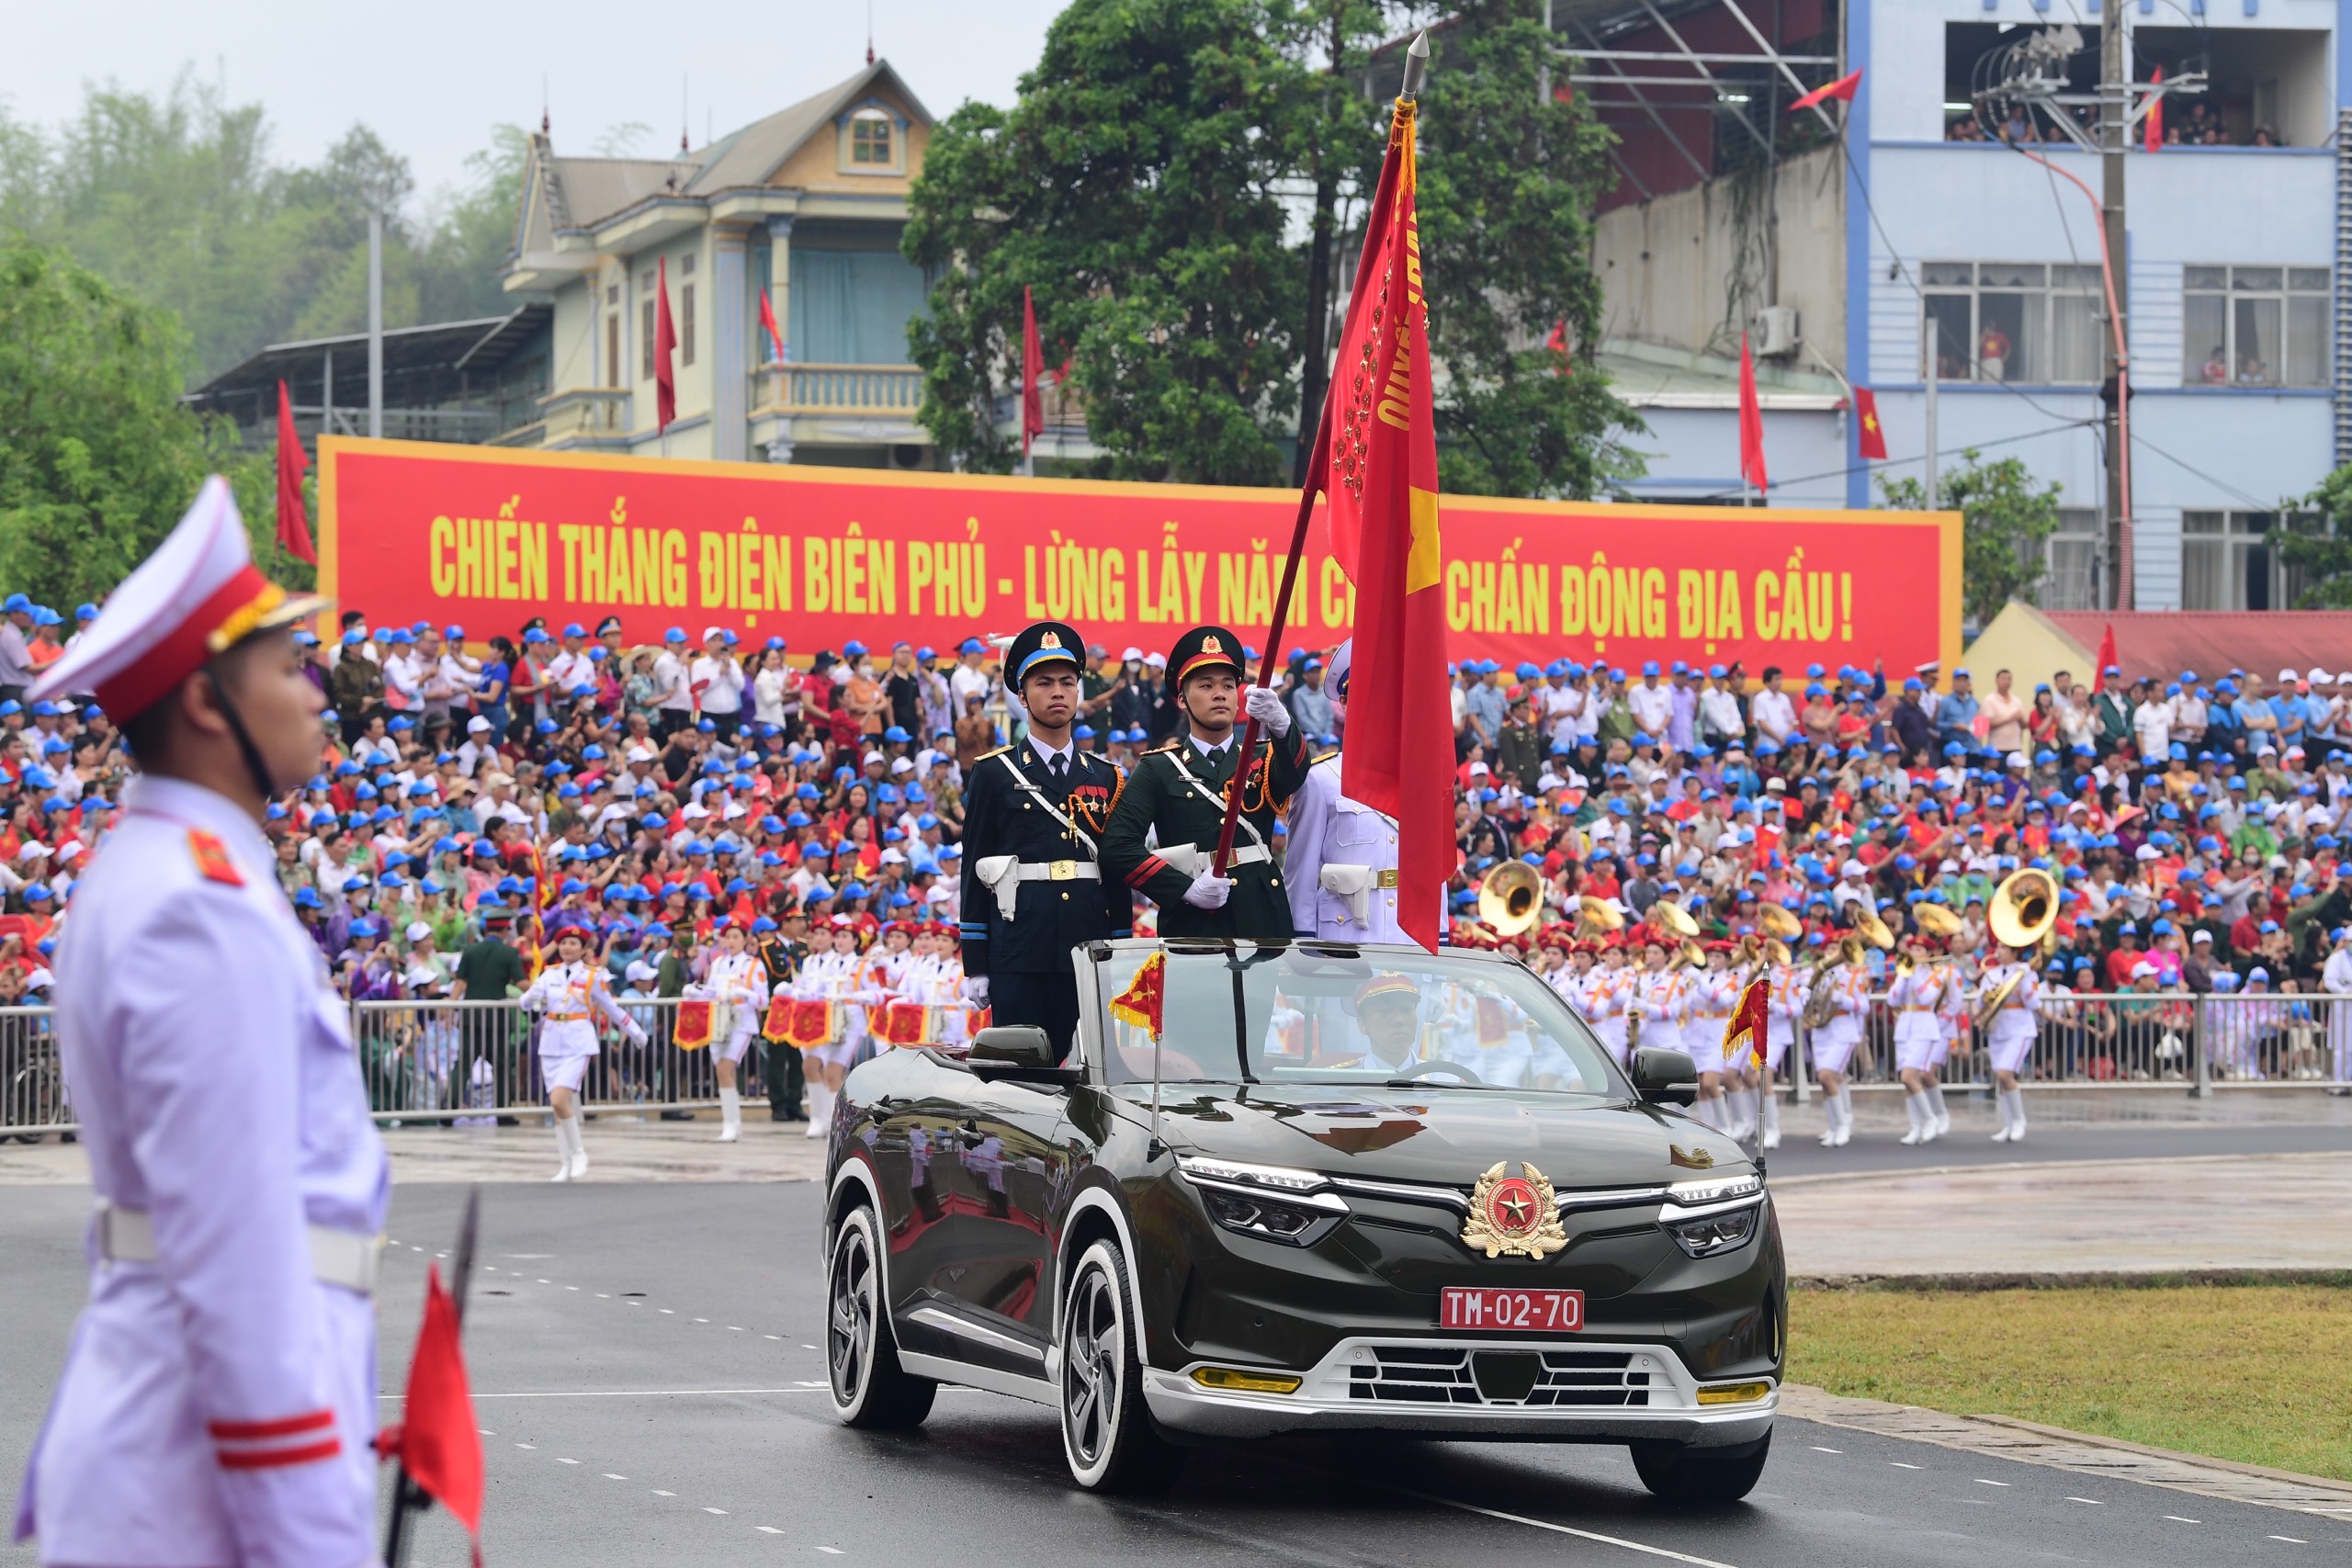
[829,1223,875,1405]
[1063,1265,1122,1466]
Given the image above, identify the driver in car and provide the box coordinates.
[1312,972,1426,1074]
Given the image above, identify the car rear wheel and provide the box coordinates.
[826,1204,935,1428]
[1629,1431,1770,1506]
[1059,1239,1177,1493]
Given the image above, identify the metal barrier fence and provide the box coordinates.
[4,988,2346,1138]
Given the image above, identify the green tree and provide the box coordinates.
[0,239,289,608]
[905,0,1312,484]
[1879,450,2062,626]
[2276,464,2352,606]
[1414,0,1645,499]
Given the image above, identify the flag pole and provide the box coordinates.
[383,1189,481,1567]
[1210,32,1429,879]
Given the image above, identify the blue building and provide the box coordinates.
[1577,0,2346,611]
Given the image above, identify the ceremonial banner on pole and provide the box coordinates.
[1318,86,1452,954]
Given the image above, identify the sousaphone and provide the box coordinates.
[1652,898,1701,940]
[1914,901,1965,940]
[1478,860,1544,938]
[1976,866,2060,1025]
[1758,903,1803,941]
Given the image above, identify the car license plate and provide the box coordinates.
[1440,1286,1584,1332]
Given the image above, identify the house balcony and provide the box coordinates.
[535,386,633,450]
[750,362,924,420]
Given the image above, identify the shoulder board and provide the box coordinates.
[1144,739,1183,755]
[188,829,244,887]
[976,745,1012,761]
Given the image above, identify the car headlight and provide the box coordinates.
[1177,1156,1347,1247]
[1666,1172,1763,1206]
[1663,1204,1759,1258]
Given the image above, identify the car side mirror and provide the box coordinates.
[967,1025,1080,1086]
[1630,1047,1699,1107]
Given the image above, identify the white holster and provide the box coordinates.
[974,853,1101,919]
[1319,863,1374,927]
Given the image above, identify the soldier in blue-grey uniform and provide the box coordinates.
[958,620,1130,1060]
[1283,638,1443,945]
[14,476,390,1568]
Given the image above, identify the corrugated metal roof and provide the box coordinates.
[2041,610,2352,686]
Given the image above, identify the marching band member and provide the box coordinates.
[1759,939,1807,1149]
[520,927,650,1179]
[2322,925,2352,1083]
[689,919,771,1144]
[1718,941,1766,1143]
[1684,943,1737,1131]
[1888,932,1945,1145]
[1926,933,1972,1136]
[795,919,867,1138]
[1982,942,2043,1143]
[1586,939,1634,1067]
[1632,935,1689,1075]
[1809,935,1871,1148]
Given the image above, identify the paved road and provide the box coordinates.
[1761,1111,2352,1179]
[4,1183,2343,1567]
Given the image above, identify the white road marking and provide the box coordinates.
[2163,1516,2201,1525]
[537,1279,550,1284]
[660,1309,675,1314]
[694,1317,710,1323]
[704,1507,729,1516]
[1890,1462,1923,1471]
[1808,1446,1840,1454]
[461,1388,829,1399]
[1974,1479,2010,1488]
[567,1285,580,1292]
[478,1430,495,1437]
[1400,1489,1744,1567]
[2270,1536,2308,1544]
[729,1325,745,1331]
[652,1490,676,1497]
[764,1335,782,1341]
[818,1550,844,1557]
[2066,1497,2104,1506]
[514,1443,536,1450]
[758,1525,786,1534]
[801,1344,818,1350]
[556,1458,580,1466]
[604,1474,628,1481]
[793,1381,830,1389]
[596,1293,611,1299]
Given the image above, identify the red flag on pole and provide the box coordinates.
[1852,386,1888,461]
[758,291,786,364]
[1789,67,1862,112]
[1317,90,1452,953]
[1737,333,1769,494]
[653,256,678,431]
[272,379,315,565]
[2093,624,2119,693]
[391,1265,483,1564]
[2145,67,2165,153]
[1723,976,1771,1068]
[1021,285,1045,459]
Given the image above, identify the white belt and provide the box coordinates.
[96,1202,385,1296]
[974,853,1102,919]
[1014,860,1102,883]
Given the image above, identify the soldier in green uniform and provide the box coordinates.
[1497,690,1544,795]
[753,910,807,1120]
[1102,624,1311,941]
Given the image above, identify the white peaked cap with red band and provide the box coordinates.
[29,475,326,719]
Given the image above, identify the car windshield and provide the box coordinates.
[1091,941,1627,1097]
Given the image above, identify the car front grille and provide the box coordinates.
[1345,1346,1650,1407]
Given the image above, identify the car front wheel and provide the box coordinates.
[826,1204,935,1428]
[1058,1239,1177,1493]
[1629,1431,1770,1505]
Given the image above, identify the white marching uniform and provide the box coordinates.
[1809,964,1871,1076]
[1633,968,1688,1058]
[1982,963,2041,1075]
[1764,963,1804,1074]
[797,950,865,1069]
[1931,963,1969,1069]
[519,959,644,1092]
[694,951,771,1065]
[2323,946,2352,1081]
[1684,968,1736,1075]
[1283,754,1439,942]
[1889,964,1948,1074]
[1583,964,1633,1066]
[17,775,389,1568]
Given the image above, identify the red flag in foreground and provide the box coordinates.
[1107,952,1167,1038]
[758,291,787,364]
[1723,976,1771,1068]
[2145,68,2165,153]
[391,1266,483,1564]
[273,380,315,565]
[653,256,678,431]
[1319,94,1452,953]
[1021,286,1046,459]
[2093,624,2119,693]
[1852,386,1888,461]
[1737,333,1769,493]
[1789,68,1862,112]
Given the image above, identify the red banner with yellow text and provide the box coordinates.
[318,439,1962,675]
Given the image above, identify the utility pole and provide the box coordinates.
[367,208,384,440]
[2099,10,2132,609]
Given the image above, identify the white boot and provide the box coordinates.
[1817,1090,1840,1146]
[2004,1087,2027,1144]
[718,1086,742,1143]
[1727,1088,1757,1141]
[1899,1092,1926,1145]
[567,1116,589,1179]
[804,1083,832,1138]
[550,1116,576,1181]
[1758,1089,1781,1150]
[1926,1081,1951,1135]
[1991,1088,2015,1142]
[1832,1085,1853,1146]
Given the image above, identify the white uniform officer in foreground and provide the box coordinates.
[14,477,388,1568]
[1283,640,1440,944]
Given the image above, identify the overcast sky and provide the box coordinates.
[6,0,1074,207]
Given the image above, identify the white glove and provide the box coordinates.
[1183,871,1234,910]
[1244,684,1291,738]
[628,1023,649,1047]
[962,976,990,1007]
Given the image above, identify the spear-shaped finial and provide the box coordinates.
[1401,29,1430,98]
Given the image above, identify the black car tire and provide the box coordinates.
[826,1204,936,1429]
[1629,1431,1770,1506]
[1058,1239,1178,1494]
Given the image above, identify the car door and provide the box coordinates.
[860,1058,981,1328]
[937,1073,1071,1362]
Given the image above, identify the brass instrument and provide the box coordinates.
[1855,908,1895,951]
[1762,937,1792,966]
[1652,898,1701,940]
[1894,951,1917,980]
[1733,933,1763,967]
[1914,901,1965,940]
[1576,893,1625,939]
[1803,932,1866,1029]
[1678,940,1708,969]
[1478,861,1544,938]
[1973,966,2024,1030]
[1758,903,1803,941]
[1987,867,2059,953]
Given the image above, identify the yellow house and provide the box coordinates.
[500,60,935,468]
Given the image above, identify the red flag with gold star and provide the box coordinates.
[1319,90,1451,953]
[1853,386,1888,461]
[1722,976,1771,1068]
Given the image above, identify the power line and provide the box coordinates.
[1671,415,2101,504]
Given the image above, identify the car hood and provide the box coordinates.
[1124,1082,1749,1190]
